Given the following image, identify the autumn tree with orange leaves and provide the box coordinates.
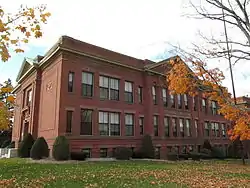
[0,4,51,62]
[0,79,15,130]
[166,56,250,142]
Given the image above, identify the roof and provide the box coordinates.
[12,35,182,93]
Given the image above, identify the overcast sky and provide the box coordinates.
[0,0,249,97]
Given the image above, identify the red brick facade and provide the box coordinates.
[12,36,230,159]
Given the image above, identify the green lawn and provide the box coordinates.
[0,159,249,188]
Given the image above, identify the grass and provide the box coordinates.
[0,159,249,188]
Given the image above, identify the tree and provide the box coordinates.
[0,79,15,130]
[166,55,250,140]
[0,4,51,62]
[165,54,250,164]
[186,0,250,64]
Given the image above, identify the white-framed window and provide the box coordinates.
[162,88,167,107]
[179,118,184,137]
[125,81,133,103]
[99,111,120,136]
[186,119,191,137]
[99,76,119,100]
[82,72,93,97]
[125,114,134,136]
[152,86,157,104]
[184,94,188,109]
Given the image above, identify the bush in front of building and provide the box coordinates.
[141,134,155,159]
[30,137,49,160]
[115,147,132,160]
[1,139,11,148]
[203,139,212,150]
[18,133,34,158]
[52,136,70,161]
[132,150,144,159]
[189,152,201,161]
[70,152,87,161]
[167,152,178,161]
[6,141,15,148]
[211,147,226,159]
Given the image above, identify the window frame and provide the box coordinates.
[80,109,93,135]
[68,71,74,92]
[99,75,119,101]
[164,116,170,137]
[152,86,157,105]
[66,110,73,133]
[139,117,144,135]
[153,115,159,136]
[82,72,94,97]
[99,111,120,136]
[162,88,167,107]
[125,113,134,136]
[124,81,133,103]
[138,87,143,104]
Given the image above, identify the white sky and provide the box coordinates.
[1,0,250,97]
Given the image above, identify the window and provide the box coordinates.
[179,118,184,137]
[82,72,93,97]
[153,115,158,136]
[162,88,167,107]
[170,94,175,108]
[215,122,219,137]
[138,87,143,103]
[100,148,108,158]
[211,122,215,136]
[125,81,133,103]
[99,76,119,100]
[66,110,73,133]
[155,147,160,159]
[82,148,91,158]
[177,94,182,109]
[99,112,120,136]
[193,96,197,111]
[164,117,170,137]
[172,118,177,137]
[139,117,144,135]
[202,98,207,113]
[204,121,210,136]
[80,109,92,135]
[184,94,188,109]
[186,119,191,137]
[194,120,198,137]
[211,101,218,115]
[68,72,74,92]
[152,86,157,104]
[26,89,32,106]
[125,114,134,136]
[110,78,119,100]
[221,123,226,137]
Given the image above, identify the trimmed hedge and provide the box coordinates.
[52,136,70,161]
[18,133,34,158]
[6,141,15,148]
[70,152,87,161]
[132,150,144,159]
[179,153,189,160]
[1,139,11,148]
[115,147,132,160]
[141,135,155,159]
[203,140,212,150]
[30,137,49,160]
[189,152,201,161]
[167,152,178,161]
[211,147,226,159]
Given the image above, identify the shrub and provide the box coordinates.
[141,135,154,159]
[203,140,212,150]
[167,152,178,161]
[189,152,201,161]
[1,139,11,148]
[18,133,34,158]
[211,147,226,159]
[6,141,15,148]
[115,147,132,160]
[179,153,189,160]
[132,150,144,159]
[70,152,87,161]
[200,148,211,155]
[52,136,70,161]
[30,137,49,160]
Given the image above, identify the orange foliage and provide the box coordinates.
[0,5,51,62]
[166,57,250,141]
